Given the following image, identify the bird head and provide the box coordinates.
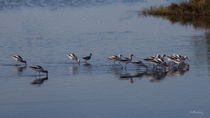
[156,54,161,58]
[162,54,166,57]
[117,54,122,58]
[184,56,189,61]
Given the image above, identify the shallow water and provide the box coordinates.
[0,0,210,118]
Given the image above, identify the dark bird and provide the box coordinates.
[83,53,92,63]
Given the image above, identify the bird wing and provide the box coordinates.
[83,55,90,60]
[120,57,128,61]
[30,65,42,69]
[132,60,143,64]
[17,55,23,59]
[12,55,23,61]
[67,53,77,60]
[144,58,154,61]
[12,55,18,60]
[144,56,155,60]
[108,55,117,60]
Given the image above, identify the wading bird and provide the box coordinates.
[66,53,80,64]
[30,65,48,76]
[83,53,92,63]
[119,54,134,69]
[12,55,27,65]
[108,54,122,64]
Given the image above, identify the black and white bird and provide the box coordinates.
[12,55,27,65]
[66,53,80,64]
[108,54,122,64]
[166,55,189,68]
[144,57,169,68]
[30,65,48,76]
[132,60,148,68]
[83,53,92,63]
[172,53,189,61]
[119,54,134,69]
[156,54,166,62]
[144,54,166,62]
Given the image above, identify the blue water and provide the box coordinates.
[0,0,209,118]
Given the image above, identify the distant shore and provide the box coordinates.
[142,0,210,16]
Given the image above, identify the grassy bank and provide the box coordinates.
[142,0,210,16]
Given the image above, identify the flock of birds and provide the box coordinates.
[12,52,190,79]
[65,52,189,70]
[11,52,94,77]
[108,53,189,69]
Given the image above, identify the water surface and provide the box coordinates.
[0,0,209,118]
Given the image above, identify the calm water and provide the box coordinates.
[0,0,210,118]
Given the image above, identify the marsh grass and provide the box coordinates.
[142,0,210,16]
[141,0,210,29]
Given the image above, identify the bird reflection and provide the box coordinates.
[14,65,27,76]
[109,65,189,83]
[167,66,189,77]
[31,76,48,86]
[83,63,93,73]
[145,70,167,82]
[83,63,92,67]
[68,64,80,76]
[119,73,134,84]
[109,65,147,84]
[109,65,123,78]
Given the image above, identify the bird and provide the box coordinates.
[144,54,166,62]
[144,55,156,60]
[132,60,148,68]
[172,53,189,61]
[83,53,92,63]
[66,53,80,64]
[166,55,181,64]
[166,55,189,69]
[30,65,48,76]
[108,54,122,64]
[166,54,189,64]
[144,57,169,69]
[12,55,27,65]
[119,54,134,69]
[156,54,166,62]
